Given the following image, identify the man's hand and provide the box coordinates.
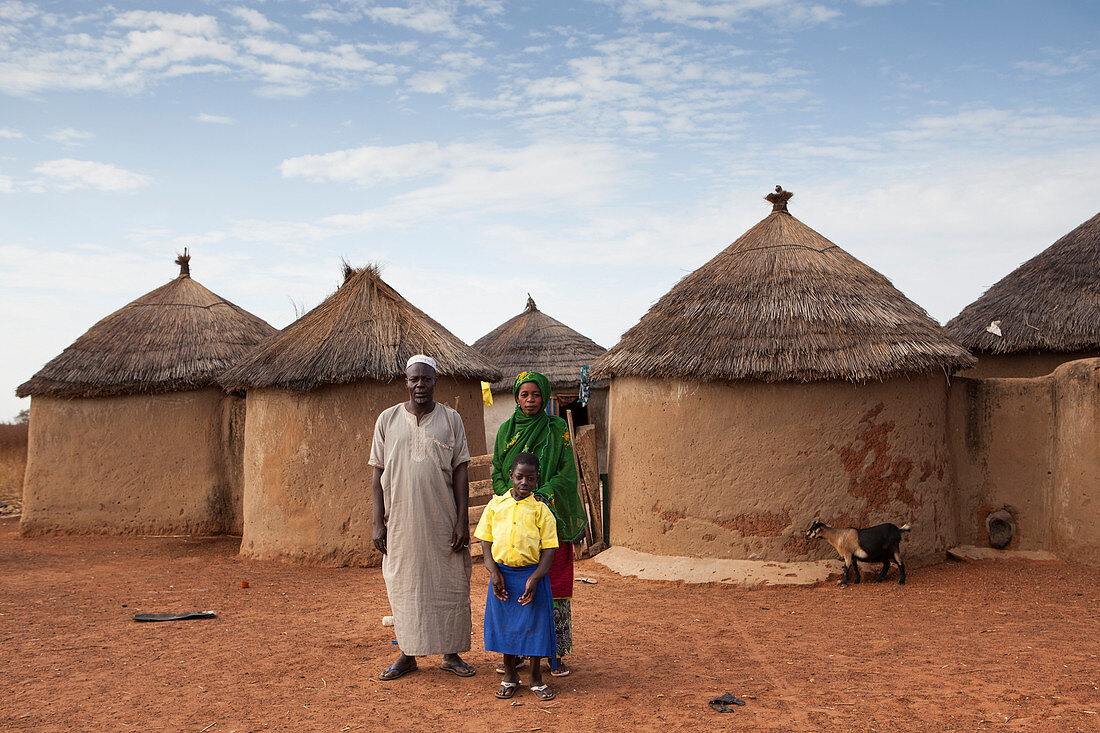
[371,465,387,555]
[519,577,537,605]
[451,523,470,552]
[491,571,508,601]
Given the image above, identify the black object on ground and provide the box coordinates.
[709,693,746,712]
[133,611,217,622]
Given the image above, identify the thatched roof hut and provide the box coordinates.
[945,212,1100,377]
[18,252,276,398]
[473,296,605,391]
[221,263,499,391]
[222,263,501,566]
[473,295,608,467]
[18,252,276,536]
[595,187,974,383]
[595,188,972,565]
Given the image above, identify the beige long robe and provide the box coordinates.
[369,402,472,656]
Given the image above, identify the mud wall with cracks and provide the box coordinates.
[948,358,1100,565]
[21,390,241,536]
[241,378,486,567]
[605,374,957,562]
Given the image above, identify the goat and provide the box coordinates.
[805,521,911,586]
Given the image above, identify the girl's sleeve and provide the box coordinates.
[490,423,510,494]
[538,504,559,549]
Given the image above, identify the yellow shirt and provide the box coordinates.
[473,492,559,567]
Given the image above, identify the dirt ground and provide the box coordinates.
[1,518,1097,732]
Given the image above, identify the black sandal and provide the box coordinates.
[495,681,519,699]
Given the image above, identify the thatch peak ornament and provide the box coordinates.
[525,293,538,312]
[175,247,191,278]
[765,185,793,213]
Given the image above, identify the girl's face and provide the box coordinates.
[509,463,538,499]
[517,382,543,416]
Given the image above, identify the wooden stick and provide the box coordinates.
[574,425,604,547]
[565,410,596,550]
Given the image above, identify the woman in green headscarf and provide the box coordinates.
[491,370,587,676]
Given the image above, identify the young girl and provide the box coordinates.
[474,452,559,700]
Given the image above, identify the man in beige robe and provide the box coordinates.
[370,355,475,680]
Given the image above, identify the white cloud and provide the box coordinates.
[0,6,406,98]
[609,0,842,31]
[0,126,24,138]
[407,68,466,93]
[31,159,152,192]
[454,32,803,140]
[885,108,1100,145]
[195,112,235,124]
[0,1,40,23]
[281,142,454,185]
[363,4,469,38]
[303,7,361,24]
[226,6,284,34]
[112,10,220,37]
[45,127,94,145]
[1014,49,1099,77]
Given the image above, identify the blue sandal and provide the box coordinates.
[379,662,417,681]
[439,660,476,677]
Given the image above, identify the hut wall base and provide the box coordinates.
[948,358,1100,565]
[241,378,486,567]
[606,375,957,562]
[20,390,239,536]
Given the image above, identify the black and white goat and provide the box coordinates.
[805,521,911,586]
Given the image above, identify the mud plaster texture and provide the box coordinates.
[958,350,1100,379]
[483,387,608,471]
[21,390,244,536]
[606,375,956,563]
[949,358,1100,565]
[240,378,487,567]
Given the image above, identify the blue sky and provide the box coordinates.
[1,0,1098,419]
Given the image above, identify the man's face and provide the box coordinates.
[405,363,437,404]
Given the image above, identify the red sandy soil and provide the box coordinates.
[1,517,1097,732]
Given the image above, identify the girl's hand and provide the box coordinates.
[518,577,537,605]
[491,571,508,601]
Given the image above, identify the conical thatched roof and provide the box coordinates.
[594,187,975,383]
[473,295,606,391]
[17,252,278,399]
[945,212,1100,354]
[220,263,502,391]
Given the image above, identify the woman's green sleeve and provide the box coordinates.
[490,423,510,494]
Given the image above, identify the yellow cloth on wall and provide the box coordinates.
[481,381,493,406]
[474,492,558,567]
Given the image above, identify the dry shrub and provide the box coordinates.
[0,423,28,505]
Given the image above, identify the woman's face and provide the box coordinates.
[517,382,543,416]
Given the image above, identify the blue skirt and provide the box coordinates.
[483,564,557,667]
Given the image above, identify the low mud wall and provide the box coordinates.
[241,378,486,567]
[21,390,242,535]
[606,374,957,562]
[949,359,1100,564]
[958,350,1100,379]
